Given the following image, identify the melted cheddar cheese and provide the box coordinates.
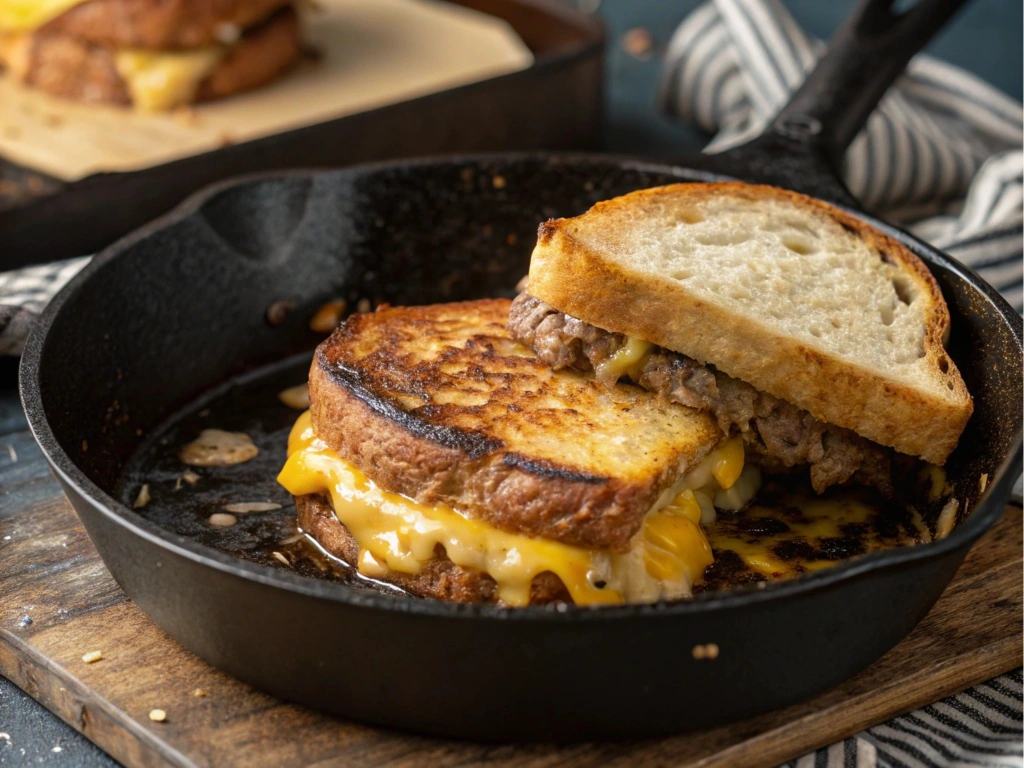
[595,337,653,386]
[114,47,224,112]
[278,412,755,606]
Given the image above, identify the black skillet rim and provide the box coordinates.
[20,152,1024,623]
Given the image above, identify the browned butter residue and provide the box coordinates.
[696,479,925,592]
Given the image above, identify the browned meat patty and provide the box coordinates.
[508,292,893,494]
[10,6,301,107]
[296,493,572,605]
[41,0,293,49]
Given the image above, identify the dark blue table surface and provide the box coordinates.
[0,2,1020,766]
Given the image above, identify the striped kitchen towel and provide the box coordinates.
[784,670,1024,768]
[659,0,1023,313]
[660,4,1022,766]
[0,256,89,356]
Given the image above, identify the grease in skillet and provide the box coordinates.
[696,480,927,592]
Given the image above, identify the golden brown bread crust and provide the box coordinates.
[309,298,722,552]
[527,182,973,465]
[41,0,293,49]
[296,493,571,605]
[11,7,300,107]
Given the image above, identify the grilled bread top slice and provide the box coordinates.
[526,182,973,465]
[309,298,723,552]
[2,0,292,48]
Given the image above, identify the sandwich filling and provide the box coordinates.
[508,292,893,495]
[279,411,760,606]
[113,46,225,111]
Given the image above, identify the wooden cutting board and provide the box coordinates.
[0,439,1020,768]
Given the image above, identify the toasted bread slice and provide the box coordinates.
[3,6,300,109]
[296,494,571,604]
[309,298,723,552]
[8,0,292,49]
[526,182,972,464]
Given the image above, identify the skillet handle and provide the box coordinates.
[698,0,970,209]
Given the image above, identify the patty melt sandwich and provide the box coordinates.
[509,182,973,493]
[0,0,302,110]
[278,299,761,606]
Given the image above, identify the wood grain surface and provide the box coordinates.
[0,482,1020,768]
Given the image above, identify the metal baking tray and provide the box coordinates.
[0,0,603,268]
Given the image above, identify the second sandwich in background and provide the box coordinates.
[0,0,303,110]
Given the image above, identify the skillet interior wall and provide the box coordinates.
[33,159,699,493]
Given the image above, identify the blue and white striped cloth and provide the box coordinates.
[659,0,1023,313]
[785,671,1024,768]
[0,256,88,355]
[660,3,1022,766]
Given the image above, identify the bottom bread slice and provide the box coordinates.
[295,493,571,605]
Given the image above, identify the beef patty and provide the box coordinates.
[508,292,893,494]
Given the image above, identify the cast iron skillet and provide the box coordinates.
[20,0,1023,741]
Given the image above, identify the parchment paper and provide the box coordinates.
[0,0,533,181]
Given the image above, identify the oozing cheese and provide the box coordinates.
[0,0,88,33]
[114,47,224,112]
[278,412,757,606]
[595,337,653,386]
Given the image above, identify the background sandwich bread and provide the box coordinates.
[24,0,293,48]
[515,182,973,474]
